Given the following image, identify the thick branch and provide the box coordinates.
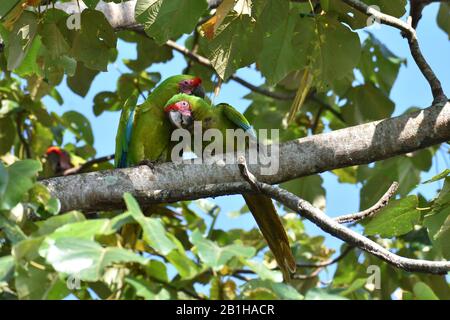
[41,101,450,213]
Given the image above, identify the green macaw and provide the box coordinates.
[115,75,204,168]
[163,93,297,281]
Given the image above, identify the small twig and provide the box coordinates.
[296,245,354,268]
[341,0,447,103]
[63,154,115,176]
[237,156,261,192]
[206,204,220,239]
[334,182,399,223]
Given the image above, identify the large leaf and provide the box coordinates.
[358,33,405,95]
[0,160,42,210]
[311,15,361,90]
[135,0,207,44]
[241,279,303,300]
[364,195,420,238]
[341,83,395,125]
[67,62,100,97]
[190,229,255,271]
[61,111,94,145]
[70,9,117,71]
[2,11,38,71]
[39,237,148,282]
[124,193,177,255]
[203,13,260,79]
[256,3,311,85]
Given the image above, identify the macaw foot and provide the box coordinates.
[137,159,156,170]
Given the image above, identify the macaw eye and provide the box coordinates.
[182,80,189,85]
[181,101,188,107]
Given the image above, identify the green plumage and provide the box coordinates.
[165,94,296,281]
[115,75,199,167]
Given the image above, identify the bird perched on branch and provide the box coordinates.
[163,93,297,281]
[115,75,205,168]
[42,146,73,178]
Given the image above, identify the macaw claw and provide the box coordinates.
[137,159,156,170]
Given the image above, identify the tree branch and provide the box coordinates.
[235,157,450,274]
[334,181,399,223]
[41,100,450,213]
[63,154,115,176]
[341,0,447,103]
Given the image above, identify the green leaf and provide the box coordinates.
[67,62,99,97]
[311,15,361,90]
[305,288,347,300]
[145,259,168,283]
[358,32,405,95]
[3,11,38,71]
[256,4,310,85]
[0,0,20,21]
[61,111,94,145]
[342,83,395,125]
[124,193,176,255]
[190,229,255,270]
[423,169,450,184]
[135,0,207,44]
[34,211,86,236]
[437,3,450,40]
[413,282,439,300]
[0,255,15,282]
[1,160,42,210]
[125,276,170,300]
[70,9,117,71]
[0,214,27,244]
[243,260,282,282]
[203,13,260,80]
[15,260,70,300]
[119,31,173,71]
[424,177,450,259]
[83,0,100,9]
[241,279,303,300]
[364,195,420,238]
[39,237,148,282]
[39,9,71,59]
[281,175,326,211]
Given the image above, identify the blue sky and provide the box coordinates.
[44,3,449,259]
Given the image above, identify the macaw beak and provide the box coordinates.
[192,85,205,99]
[168,111,193,129]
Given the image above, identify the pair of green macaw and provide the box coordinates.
[114,75,296,280]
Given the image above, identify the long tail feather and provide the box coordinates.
[243,193,296,281]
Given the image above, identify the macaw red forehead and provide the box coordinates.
[191,77,202,86]
[46,146,63,156]
[179,77,202,87]
[164,101,192,114]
